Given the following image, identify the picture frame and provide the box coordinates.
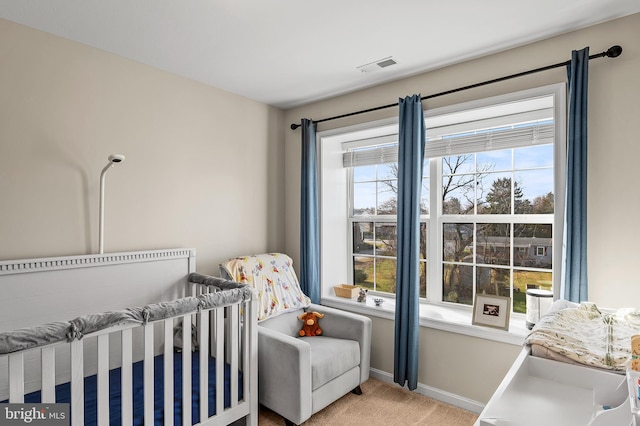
[472,294,511,331]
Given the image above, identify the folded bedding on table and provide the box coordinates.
[524,301,640,371]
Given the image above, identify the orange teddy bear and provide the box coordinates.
[298,311,325,337]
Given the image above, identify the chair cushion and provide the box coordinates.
[301,336,360,391]
[220,253,310,321]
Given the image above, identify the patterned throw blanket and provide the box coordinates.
[524,302,640,371]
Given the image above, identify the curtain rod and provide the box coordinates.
[290,45,622,130]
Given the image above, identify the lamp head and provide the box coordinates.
[108,154,125,164]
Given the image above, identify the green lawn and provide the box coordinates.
[356,256,550,313]
[513,270,552,313]
[355,257,396,293]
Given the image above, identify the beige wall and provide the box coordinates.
[284,14,640,403]
[368,316,521,404]
[0,18,286,274]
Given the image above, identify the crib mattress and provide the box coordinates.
[5,351,242,426]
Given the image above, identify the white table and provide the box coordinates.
[476,347,637,426]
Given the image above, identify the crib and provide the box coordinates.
[0,248,258,426]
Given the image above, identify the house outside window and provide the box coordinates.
[320,84,565,317]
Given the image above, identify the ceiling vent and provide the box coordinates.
[357,57,398,73]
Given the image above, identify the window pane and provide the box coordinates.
[419,259,427,298]
[478,172,512,214]
[420,222,427,260]
[476,223,510,265]
[443,264,473,305]
[375,223,397,257]
[514,270,552,313]
[353,165,376,182]
[443,155,475,174]
[353,222,374,254]
[477,149,512,172]
[477,266,510,296]
[443,174,475,214]
[531,192,554,214]
[514,270,553,292]
[354,256,373,290]
[377,180,396,214]
[420,222,427,298]
[375,258,396,294]
[515,169,553,214]
[443,223,474,263]
[353,182,376,216]
[514,145,553,169]
[513,224,552,269]
[421,159,430,215]
[512,285,526,313]
[421,177,430,214]
[378,163,397,180]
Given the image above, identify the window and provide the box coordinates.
[320,84,565,317]
[440,145,555,313]
[349,161,428,297]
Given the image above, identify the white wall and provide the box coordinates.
[284,14,640,403]
[0,18,286,274]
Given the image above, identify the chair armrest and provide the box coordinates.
[257,326,312,424]
[308,303,372,384]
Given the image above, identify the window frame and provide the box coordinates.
[318,83,566,316]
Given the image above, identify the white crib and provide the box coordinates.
[0,249,258,426]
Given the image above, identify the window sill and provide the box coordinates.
[321,295,527,346]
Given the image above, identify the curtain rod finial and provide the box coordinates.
[290,123,301,130]
[607,45,622,58]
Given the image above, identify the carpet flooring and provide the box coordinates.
[257,377,479,425]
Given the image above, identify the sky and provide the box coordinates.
[353,143,554,214]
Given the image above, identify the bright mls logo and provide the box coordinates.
[0,404,69,425]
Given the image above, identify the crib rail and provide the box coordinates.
[1,286,257,426]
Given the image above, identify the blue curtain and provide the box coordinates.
[563,47,589,302]
[394,95,425,390]
[300,119,321,303]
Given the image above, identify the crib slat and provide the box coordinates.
[242,301,249,403]
[215,308,224,415]
[8,353,24,403]
[70,339,84,426]
[41,346,56,403]
[164,319,174,426]
[121,328,133,426]
[246,298,258,426]
[230,304,239,407]
[144,323,154,426]
[199,310,209,422]
[250,294,258,426]
[209,306,216,356]
[97,334,110,426]
[181,315,192,426]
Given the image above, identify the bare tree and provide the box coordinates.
[362,155,496,301]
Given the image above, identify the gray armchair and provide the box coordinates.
[220,253,371,425]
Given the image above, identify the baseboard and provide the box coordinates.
[368,368,485,414]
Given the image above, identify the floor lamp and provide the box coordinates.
[99,154,125,254]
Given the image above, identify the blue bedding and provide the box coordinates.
[11,351,242,425]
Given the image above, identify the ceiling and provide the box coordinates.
[1,1,638,109]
